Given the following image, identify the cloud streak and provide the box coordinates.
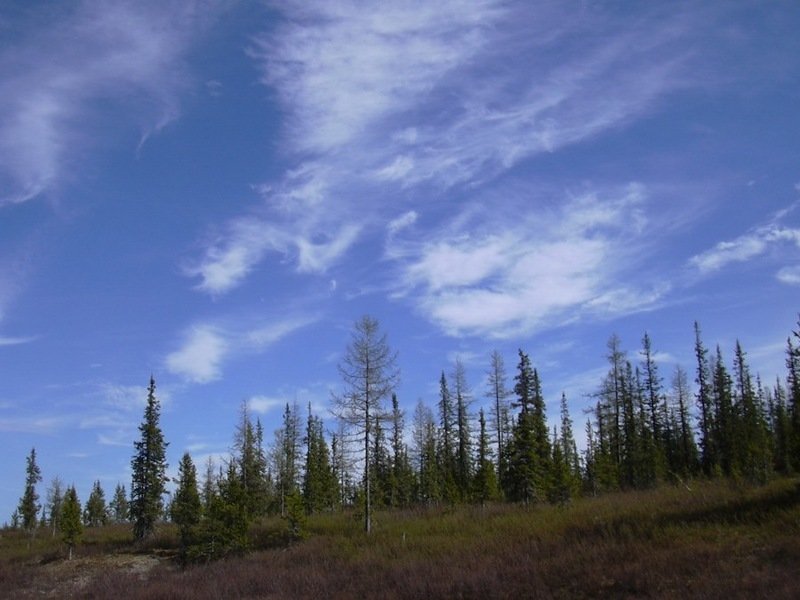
[165,315,318,384]
[0,0,224,205]
[390,184,664,338]
[188,1,710,304]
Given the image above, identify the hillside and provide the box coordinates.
[2,477,798,599]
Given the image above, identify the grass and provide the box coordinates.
[2,477,799,598]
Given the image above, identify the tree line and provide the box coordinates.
[10,315,800,561]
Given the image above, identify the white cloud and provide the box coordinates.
[689,225,800,274]
[393,185,662,338]
[247,395,286,415]
[246,315,318,348]
[0,1,224,205]
[776,265,800,285]
[188,1,719,296]
[0,335,37,347]
[165,325,229,384]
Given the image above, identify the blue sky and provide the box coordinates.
[1,1,799,520]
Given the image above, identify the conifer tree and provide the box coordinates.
[712,346,735,476]
[302,406,337,513]
[486,350,512,478]
[733,341,771,482]
[388,393,415,507]
[18,447,42,544]
[772,379,793,473]
[694,322,716,475]
[273,402,301,516]
[46,477,64,538]
[558,393,582,492]
[671,366,699,477]
[473,408,499,505]
[109,483,129,523]
[412,400,440,504]
[233,402,269,518]
[60,485,82,560]
[786,319,800,468]
[437,371,458,501]
[452,359,473,499]
[172,452,202,560]
[130,376,169,541]
[83,480,107,527]
[503,350,551,503]
[331,315,399,534]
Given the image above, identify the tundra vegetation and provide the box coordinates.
[2,315,800,598]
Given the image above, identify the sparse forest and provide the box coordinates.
[3,315,800,598]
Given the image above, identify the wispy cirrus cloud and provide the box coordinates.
[688,202,800,279]
[188,1,714,303]
[390,184,666,338]
[0,0,225,205]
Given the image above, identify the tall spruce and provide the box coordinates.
[503,350,550,503]
[437,371,458,501]
[18,447,42,543]
[412,400,440,504]
[233,402,269,518]
[60,485,82,560]
[786,318,800,468]
[130,376,169,541]
[302,405,337,513]
[671,365,699,477]
[172,452,202,560]
[83,480,107,527]
[694,322,716,475]
[331,315,399,534]
[273,401,301,516]
[109,483,129,523]
[733,341,771,482]
[452,358,473,499]
[388,393,414,507]
[473,408,499,505]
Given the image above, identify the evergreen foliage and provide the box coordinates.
[172,452,202,561]
[59,485,82,560]
[109,483,130,523]
[302,405,337,513]
[18,447,42,541]
[83,480,107,527]
[130,376,169,541]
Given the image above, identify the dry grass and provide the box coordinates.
[2,478,799,599]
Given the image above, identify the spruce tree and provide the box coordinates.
[172,452,202,560]
[130,376,169,541]
[388,393,415,507]
[437,371,458,502]
[83,480,107,527]
[473,408,499,505]
[412,400,440,504]
[109,483,130,523]
[694,322,716,475]
[452,359,473,499]
[60,485,82,560]
[18,447,42,544]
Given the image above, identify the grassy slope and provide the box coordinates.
[2,478,799,599]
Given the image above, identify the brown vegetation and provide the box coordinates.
[2,478,798,599]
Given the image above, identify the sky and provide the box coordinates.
[1,0,799,521]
